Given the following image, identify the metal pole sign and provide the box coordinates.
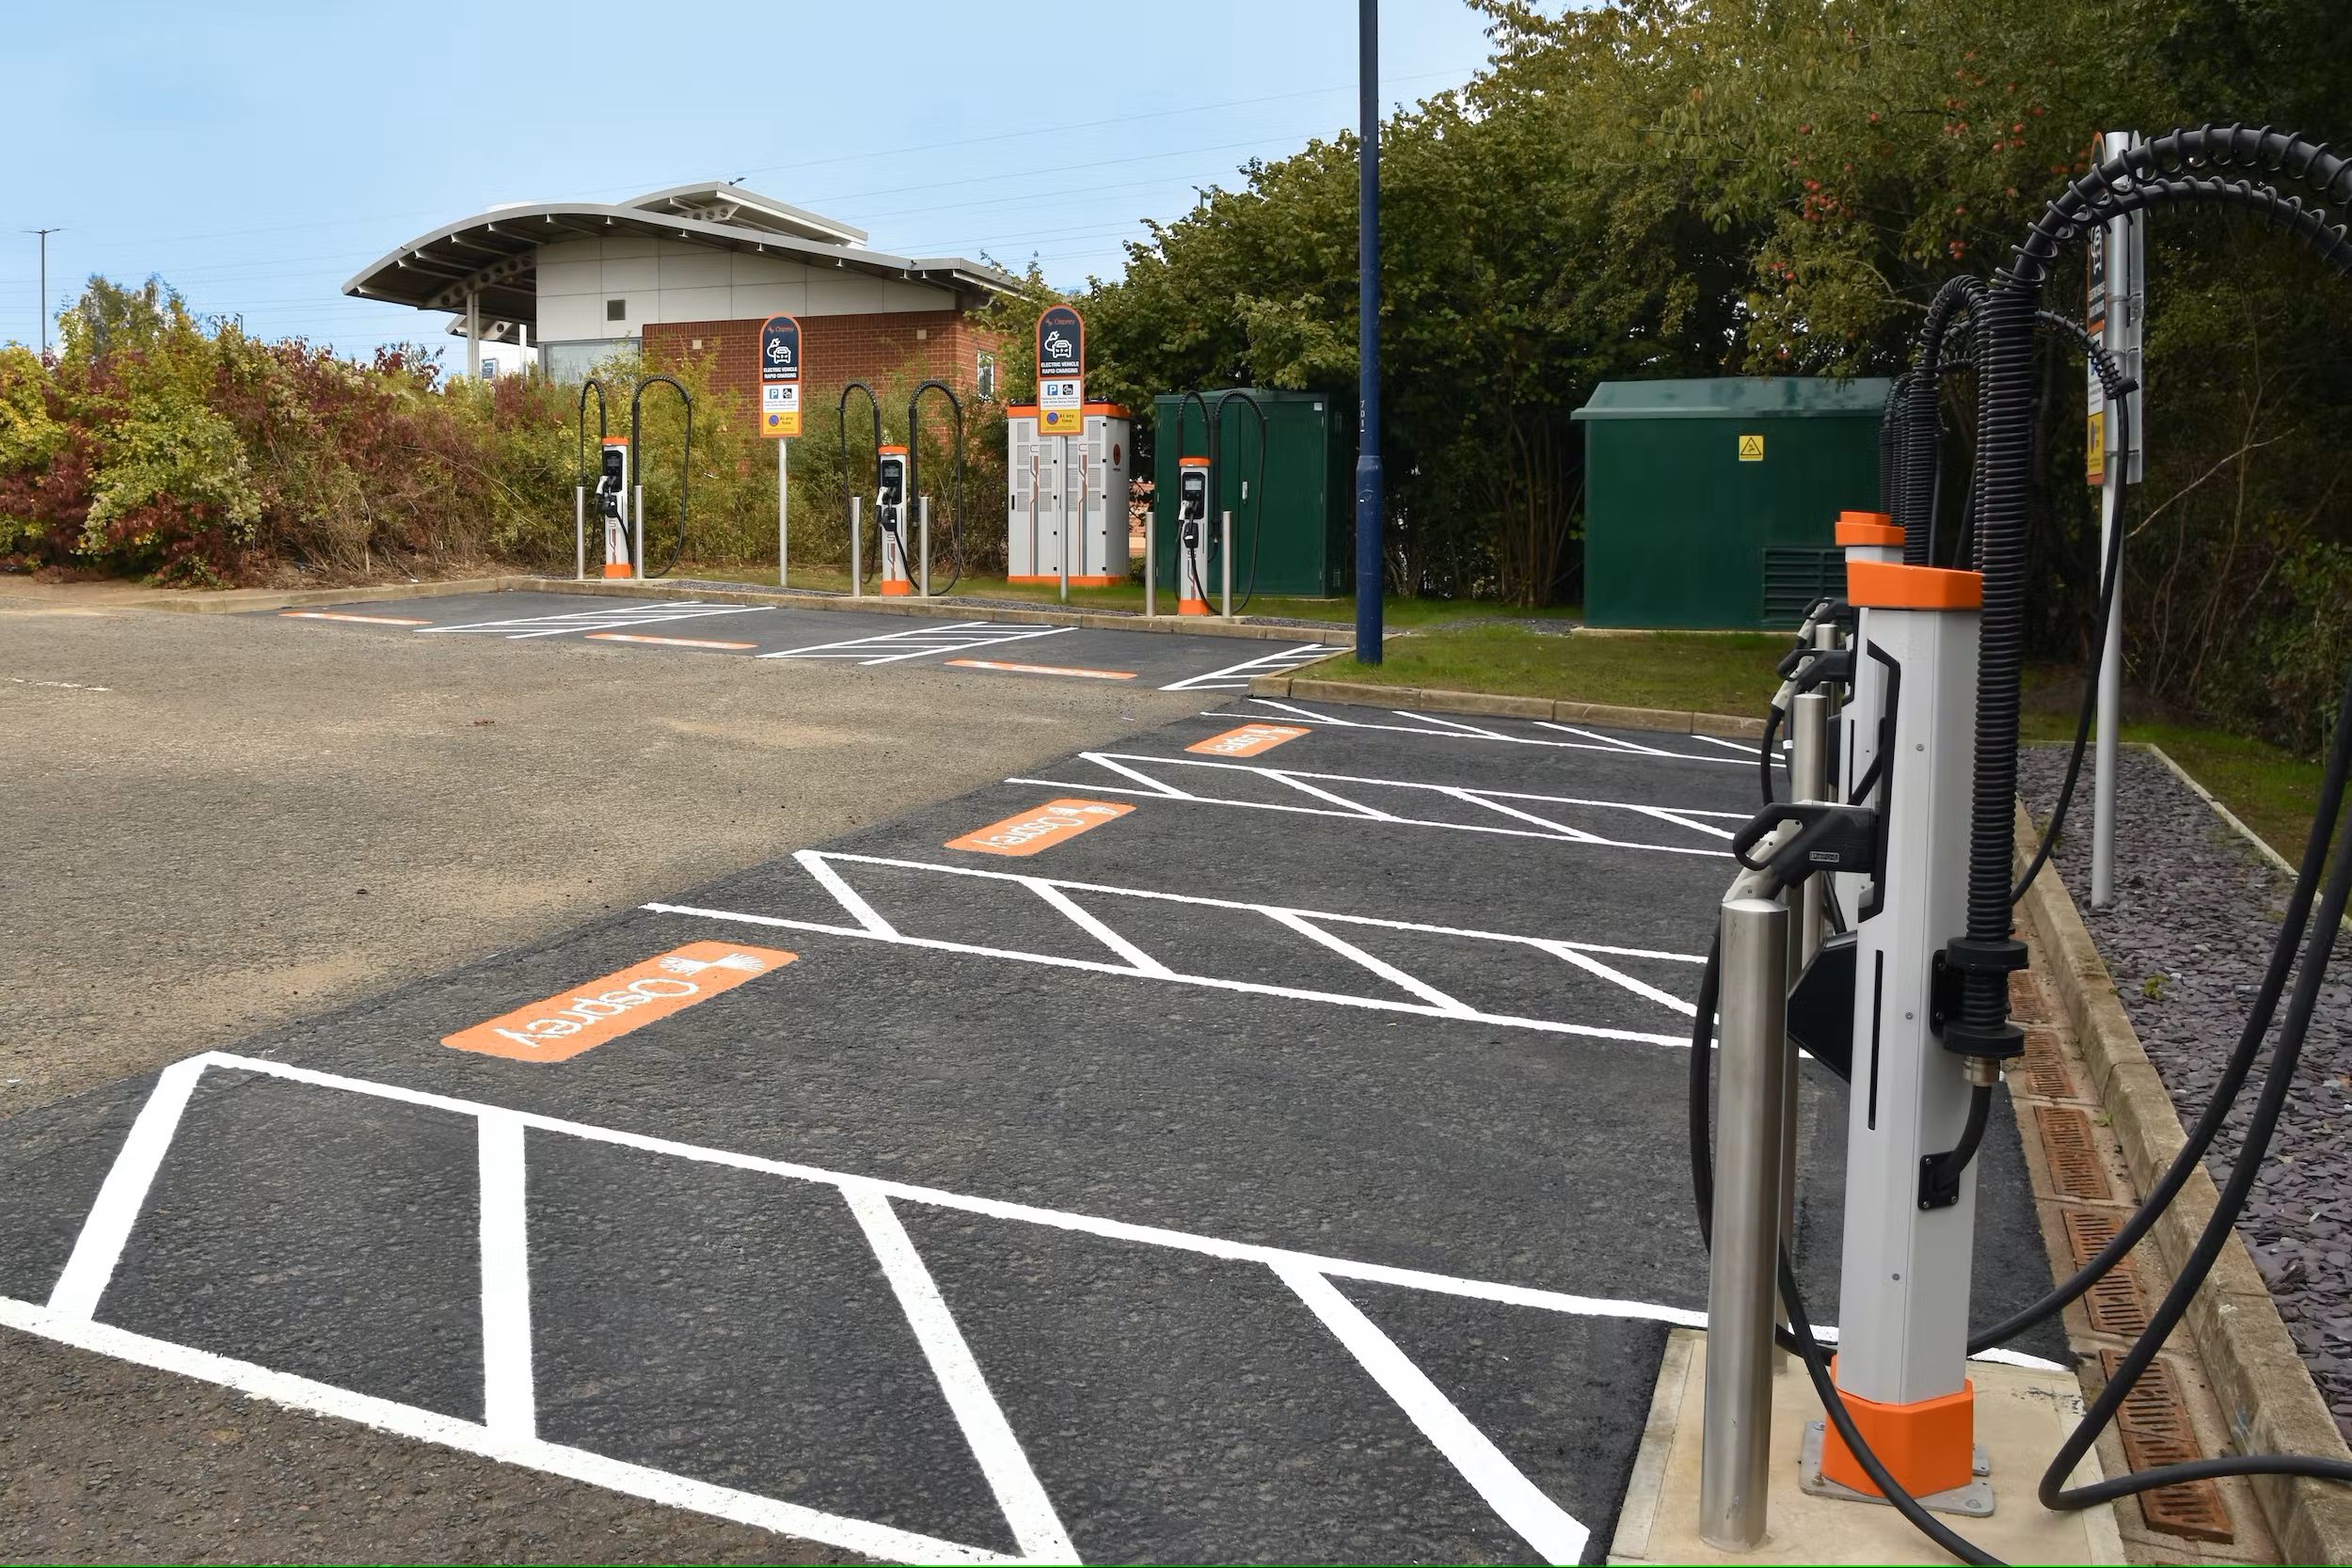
[1036,306,1084,438]
[760,314,803,437]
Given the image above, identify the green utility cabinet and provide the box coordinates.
[1572,377,1890,628]
[1151,389,1352,598]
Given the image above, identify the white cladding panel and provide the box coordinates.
[526,237,961,347]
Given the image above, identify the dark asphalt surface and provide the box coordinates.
[268,591,1342,693]
[1,697,2063,1563]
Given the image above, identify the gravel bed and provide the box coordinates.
[2017,746,2352,1437]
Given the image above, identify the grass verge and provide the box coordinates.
[1305,624,1788,715]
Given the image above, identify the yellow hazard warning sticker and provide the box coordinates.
[443,941,797,1063]
[1737,433,1765,462]
[946,798,1136,857]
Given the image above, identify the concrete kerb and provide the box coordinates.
[1249,673,1770,739]
[98,573,1351,644]
[2011,800,2352,1565]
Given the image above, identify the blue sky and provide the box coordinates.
[5,1,1498,356]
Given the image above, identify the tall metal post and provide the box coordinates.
[778,436,790,588]
[466,291,482,382]
[1221,510,1232,617]
[1059,434,1073,602]
[1145,509,1156,619]
[1701,894,1791,1549]
[1776,690,1831,1370]
[850,496,863,598]
[920,495,931,596]
[2090,128,2144,909]
[574,486,586,582]
[1352,0,1384,664]
[32,229,60,356]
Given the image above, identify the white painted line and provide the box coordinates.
[1156,641,1339,692]
[650,898,1687,1046]
[945,658,1136,680]
[1439,787,1608,843]
[1071,753,1189,799]
[798,848,901,938]
[845,1190,1079,1563]
[1397,710,1517,741]
[1008,764,1727,859]
[1263,910,1474,1015]
[100,1053,2071,1373]
[1534,721,1677,756]
[1624,804,1738,840]
[1536,942,1699,1019]
[424,604,772,641]
[1265,771,1397,819]
[1276,1264,1591,1564]
[761,623,1073,665]
[584,632,758,650]
[477,1112,535,1439]
[1025,880,1171,975]
[46,1055,207,1321]
[800,850,1708,965]
[0,1293,1018,1565]
[279,610,432,626]
[1239,699,1751,767]
[1692,733,1764,756]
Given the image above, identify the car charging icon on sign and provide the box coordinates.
[1036,305,1084,436]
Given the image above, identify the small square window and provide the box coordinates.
[606,299,627,322]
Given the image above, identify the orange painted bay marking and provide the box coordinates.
[946,798,1136,857]
[1187,722,1311,757]
[587,631,759,650]
[944,657,1136,680]
[443,940,797,1063]
[280,610,432,626]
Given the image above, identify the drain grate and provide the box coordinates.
[2035,1105,2113,1201]
[2010,968,2049,1022]
[2059,1210,2150,1335]
[2020,1032,2077,1100]
[2099,1350,2234,1542]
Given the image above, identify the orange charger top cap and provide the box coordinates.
[879,443,908,455]
[1178,454,1210,467]
[1847,559,1981,610]
[1836,517,1905,546]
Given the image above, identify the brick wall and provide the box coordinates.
[643,310,1004,416]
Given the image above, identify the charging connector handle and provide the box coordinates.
[1731,801,1879,882]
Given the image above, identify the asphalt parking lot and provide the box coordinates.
[270,591,1343,694]
[0,640,2065,1563]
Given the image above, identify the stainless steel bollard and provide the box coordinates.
[1701,895,1790,1550]
[574,486,585,582]
[1774,689,1831,1372]
[632,484,645,581]
[850,495,862,598]
[919,495,931,597]
[1145,509,1156,619]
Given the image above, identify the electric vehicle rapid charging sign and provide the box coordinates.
[1036,305,1084,436]
[761,314,803,436]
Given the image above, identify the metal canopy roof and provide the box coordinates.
[343,182,1018,334]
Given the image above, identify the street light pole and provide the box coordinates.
[1353,0,1384,664]
[29,229,60,356]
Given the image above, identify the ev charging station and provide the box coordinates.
[874,443,914,595]
[1692,123,2352,1562]
[574,372,693,582]
[1172,455,1213,615]
[1005,402,1131,589]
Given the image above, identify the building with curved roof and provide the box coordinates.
[343,182,1020,393]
